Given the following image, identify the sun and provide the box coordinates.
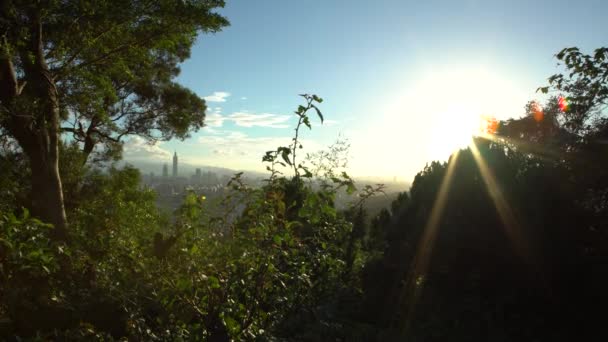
[411,67,519,161]
[354,64,524,178]
[427,106,485,160]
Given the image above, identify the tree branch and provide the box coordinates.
[57,28,173,78]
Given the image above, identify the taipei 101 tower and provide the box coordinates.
[172,151,178,177]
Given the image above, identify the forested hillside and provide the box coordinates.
[1,1,608,341]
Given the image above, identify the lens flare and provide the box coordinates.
[532,102,544,122]
[558,96,569,112]
[479,115,498,135]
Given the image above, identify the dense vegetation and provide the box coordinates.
[1,1,608,341]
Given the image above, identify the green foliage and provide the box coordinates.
[539,47,608,136]
[0,150,29,213]
[0,209,67,336]
[0,209,60,279]
[0,94,381,340]
[264,94,324,179]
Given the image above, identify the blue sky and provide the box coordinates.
[123,0,608,181]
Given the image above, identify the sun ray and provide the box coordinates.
[397,150,460,335]
[395,127,548,335]
[468,140,531,262]
[478,131,564,163]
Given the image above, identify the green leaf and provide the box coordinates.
[223,316,241,334]
[301,167,313,178]
[263,150,276,162]
[190,244,199,254]
[346,182,357,195]
[303,116,311,129]
[537,86,549,94]
[279,148,292,165]
[312,105,324,123]
[208,276,221,289]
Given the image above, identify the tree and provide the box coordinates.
[538,47,608,137]
[0,0,228,236]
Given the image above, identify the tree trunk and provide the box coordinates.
[4,94,69,238]
[28,12,68,238]
[29,147,68,239]
[0,12,69,238]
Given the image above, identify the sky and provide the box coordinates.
[123,0,608,182]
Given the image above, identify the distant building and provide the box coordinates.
[162,163,169,177]
[173,151,178,177]
[191,168,202,184]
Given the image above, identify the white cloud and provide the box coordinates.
[203,91,230,103]
[205,112,225,127]
[202,126,222,135]
[241,97,248,100]
[122,136,170,161]
[196,131,321,171]
[204,111,291,129]
[227,112,290,128]
[199,132,289,160]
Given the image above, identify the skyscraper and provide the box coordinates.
[172,151,178,177]
[192,168,202,183]
[162,163,168,177]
